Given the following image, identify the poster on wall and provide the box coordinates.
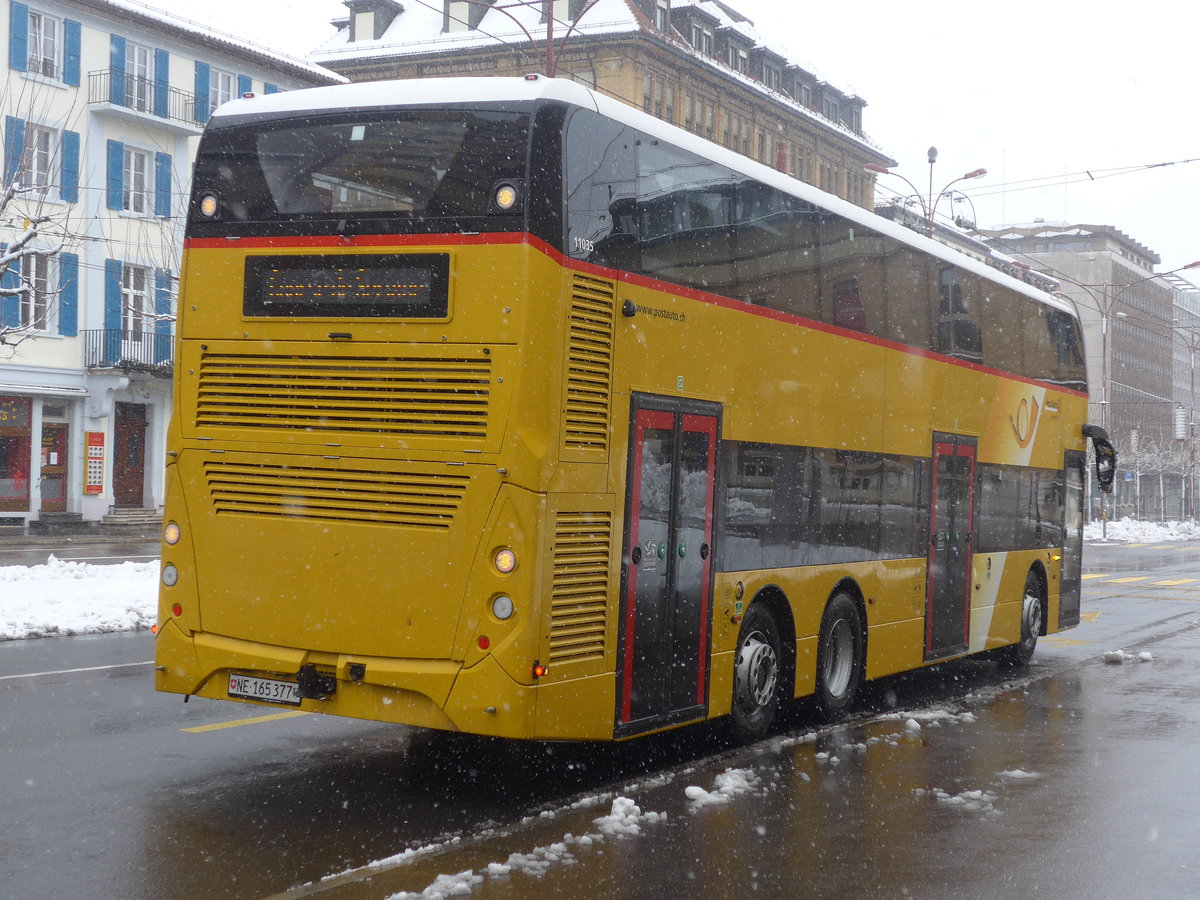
[84,431,106,495]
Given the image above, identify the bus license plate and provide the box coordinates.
[228,673,302,706]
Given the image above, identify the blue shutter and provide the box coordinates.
[60,130,79,202]
[194,61,211,122]
[155,151,171,217]
[1,244,20,327]
[237,74,252,98]
[4,116,25,183]
[154,269,172,363]
[104,259,122,363]
[110,34,126,105]
[57,252,78,336]
[153,49,169,118]
[63,20,81,85]
[264,82,279,94]
[9,3,28,73]
[106,140,124,210]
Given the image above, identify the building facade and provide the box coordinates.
[0,0,338,532]
[311,0,895,208]
[977,222,1192,520]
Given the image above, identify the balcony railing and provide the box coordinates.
[87,69,207,127]
[83,329,173,376]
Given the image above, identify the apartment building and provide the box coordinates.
[1,0,339,532]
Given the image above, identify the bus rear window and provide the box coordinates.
[189,109,530,232]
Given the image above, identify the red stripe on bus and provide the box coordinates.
[183,230,1087,399]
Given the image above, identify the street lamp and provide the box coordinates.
[864,159,987,237]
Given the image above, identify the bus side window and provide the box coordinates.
[564,110,637,269]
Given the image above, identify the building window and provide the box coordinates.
[122,263,150,338]
[763,64,781,92]
[27,11,60,79]
[125,42,154,113]
[728,46,748,74]
[19,124,54,193]
[20,252,54,330]
[655,0,670,31]
[211,69,235,110]
[690,23,713,56]
[123,148,149,215]
[823,96,840,122]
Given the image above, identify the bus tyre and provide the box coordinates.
[815,592,865,720]
[729,603,783,743]
[995,570,1043,667]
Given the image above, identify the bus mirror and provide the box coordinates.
[1084,424,1117,493]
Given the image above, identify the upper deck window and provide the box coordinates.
[188,108,531,237]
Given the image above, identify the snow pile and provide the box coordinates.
[1102,649,1154,664]
[1085,518,1200,543]
[921,787,998,813]
[386,797,665,900]
[0,556,158,640]
[684,768,761,808]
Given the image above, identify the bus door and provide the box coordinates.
[926,434,977,660]
[616,396,719,736]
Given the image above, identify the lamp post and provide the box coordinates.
[865,159,987,237]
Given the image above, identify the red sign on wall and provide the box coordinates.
[84,431,106,495]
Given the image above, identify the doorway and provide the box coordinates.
[113,403,147,508]
[926,434,976,660]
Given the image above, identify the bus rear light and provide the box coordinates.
[533,662,549,678]
[478,636,491,650]
[171,603,183,617]
[162,564,179,587]
[494,548,517,574]
[491,595,514,620]
[164,522,181,545]
[198,192,219,218]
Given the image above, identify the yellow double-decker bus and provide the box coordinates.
[154,76,1115,742]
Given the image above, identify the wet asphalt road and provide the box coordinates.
[1,540,1198,899]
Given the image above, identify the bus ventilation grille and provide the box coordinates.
[203,460,469,529]
[548,511,612,666]
[563,276,614,453]
[196,353,491,440]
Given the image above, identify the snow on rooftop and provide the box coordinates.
[110,0,345,82]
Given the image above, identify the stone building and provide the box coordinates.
[310,0,895,209]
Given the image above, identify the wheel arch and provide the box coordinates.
[1026,561,1049,637]
[749,584,797,699]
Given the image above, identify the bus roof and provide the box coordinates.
[215,76,1078,320]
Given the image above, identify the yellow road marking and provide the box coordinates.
[1080,611,1102,622]
[1106,576,1152,583]
[1082,573,1107,580]
[183,710,311,733]
[1042,637,1090,646]
[1154,579,1198,586]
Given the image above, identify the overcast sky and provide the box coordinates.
[142,0,1200,277]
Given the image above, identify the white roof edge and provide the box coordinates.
[213,76,1071,316]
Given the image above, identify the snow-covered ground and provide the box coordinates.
[0,556,158,641]
[0,518,1194,641]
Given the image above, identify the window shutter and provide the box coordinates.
[194,61,211,122]
[264,82,279,94]
[155,151,171,217]
[60,130,80,202]
[1,244,20,327]
[58,252,79,336]
[110,35,127,105]
[4,116,26,183]
[106,140,124,210]
[237,74,252,97]
[153,49,170,117]
[154,269,172,362]
[63,20,81,85]
[104,258,123,362]
[9,3,28,73]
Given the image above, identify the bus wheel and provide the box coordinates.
[729,603,783,742]
[815,591,865,720]
[995,570,1044,667]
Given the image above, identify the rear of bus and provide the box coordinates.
[154,78,611,739]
